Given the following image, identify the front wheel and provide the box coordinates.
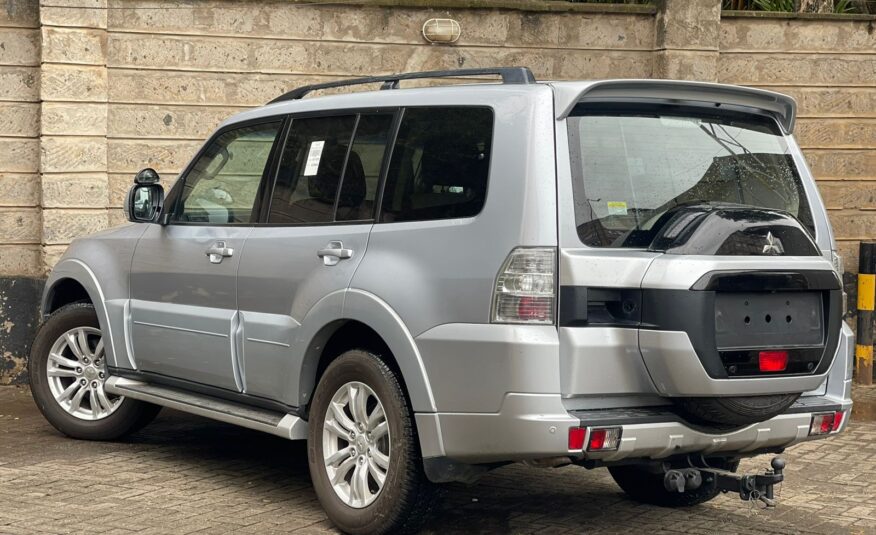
[307,349,437,534]
[609,459,739,507]
[28,303,161,440]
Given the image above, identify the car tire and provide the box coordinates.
[609,459,739,507]
[674,394,800,427]
[29,303,161,440]
[307,349,437,535]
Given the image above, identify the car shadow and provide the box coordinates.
[114,409,810,534]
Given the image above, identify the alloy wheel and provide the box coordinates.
[45,326,122,420]
[322,381,390,508]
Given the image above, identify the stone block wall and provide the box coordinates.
[0,0,874,382]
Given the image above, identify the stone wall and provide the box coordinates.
[0,0,874,382]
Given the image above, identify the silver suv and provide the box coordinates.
[29,67,853,534]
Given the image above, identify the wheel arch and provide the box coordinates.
[297,289,437,415]
[43,259,121,367]
[44,277,93,315]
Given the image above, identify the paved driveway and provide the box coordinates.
[1,386,875,534]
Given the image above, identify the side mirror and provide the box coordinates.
[125,169,165,223]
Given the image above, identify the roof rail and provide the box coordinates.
[268,67,536,104]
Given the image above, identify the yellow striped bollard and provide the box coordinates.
[856,242,875,385]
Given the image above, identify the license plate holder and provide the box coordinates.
[715,292,823,349]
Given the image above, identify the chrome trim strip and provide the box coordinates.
[245,337,291,348]
[132,321,228,338]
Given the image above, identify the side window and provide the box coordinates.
[380,107,493,223]
[174,121,281,224]
[267,116,356,224]
[336,113,394,222]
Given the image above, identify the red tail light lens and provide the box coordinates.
[809,411,845,436]
[759,350,788,372]
[831,411,844,432]
[568,427,586,450]
[586,427,622,452]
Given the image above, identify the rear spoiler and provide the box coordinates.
[552,80,797,134]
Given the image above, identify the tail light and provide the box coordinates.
[568,426,622,452]
[809,411,845,436]
[492,247,556,324]
[587,427,622,452]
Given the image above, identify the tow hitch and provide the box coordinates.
[663,457,786,507]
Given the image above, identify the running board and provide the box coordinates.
[105,377,308,440]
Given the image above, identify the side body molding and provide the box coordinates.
[295,288,437,413]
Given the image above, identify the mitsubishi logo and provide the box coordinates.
[762,231,785,255]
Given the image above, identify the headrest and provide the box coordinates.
[307,143,366,207]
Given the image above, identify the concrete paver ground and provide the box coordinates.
[1,385,876,534]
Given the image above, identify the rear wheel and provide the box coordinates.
[307,349,436,534]
[609,459,739,507]
[29,303,161,440]
[675,394,800,427]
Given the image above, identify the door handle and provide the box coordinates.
[205,241,234,264]
[317,241,353,266]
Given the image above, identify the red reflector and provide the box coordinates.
[820,413,834,434]
[588,429,607,451]
[832,411,844,432]
[759,350,789,372]
[568,427,586,450]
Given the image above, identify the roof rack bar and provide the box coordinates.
[268,67,536,104]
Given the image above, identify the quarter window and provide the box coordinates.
[174,122,282,224]
[380,107,493,223]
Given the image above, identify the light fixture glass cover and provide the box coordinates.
[422,18,461,44]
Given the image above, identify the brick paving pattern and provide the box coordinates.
[1,386,875,534]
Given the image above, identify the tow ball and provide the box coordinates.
[663,457,786,507]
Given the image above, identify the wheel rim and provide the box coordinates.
[322,381,390,508]
[45,326,122,421]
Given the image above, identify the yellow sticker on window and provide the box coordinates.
[607,201,628,216]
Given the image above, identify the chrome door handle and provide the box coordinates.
[205,241,234,264]
[317,241,353,266]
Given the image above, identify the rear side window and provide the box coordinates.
[380,107,493,223]
[267,116,356,224]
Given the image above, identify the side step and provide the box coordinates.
[105,377,308,440]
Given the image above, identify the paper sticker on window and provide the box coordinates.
[607,201,628,216]
[303,140,325,176]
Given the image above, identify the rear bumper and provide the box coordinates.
[417,394,851,466]
[570,395,851,463]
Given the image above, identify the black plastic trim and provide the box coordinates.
[692,269,842,292]
[559,272,842,380]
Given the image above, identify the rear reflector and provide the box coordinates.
[809,411,845,436]
[568,427,586,450]
[758,350,789,372]
[587,427,622,452]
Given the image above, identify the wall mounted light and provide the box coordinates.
[422,18,461,44]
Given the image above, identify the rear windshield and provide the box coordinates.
[567,104,814,248]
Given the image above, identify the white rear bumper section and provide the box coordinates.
[417,392,851,464]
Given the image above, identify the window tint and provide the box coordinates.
[380,107,493,222]
[174,122,281,224]
[267,116,356,224]
[336,114,394,222]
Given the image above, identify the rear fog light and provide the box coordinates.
[586,427,622,452]
[759,350,789,372]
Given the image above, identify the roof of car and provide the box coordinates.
[222,78,797,134]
